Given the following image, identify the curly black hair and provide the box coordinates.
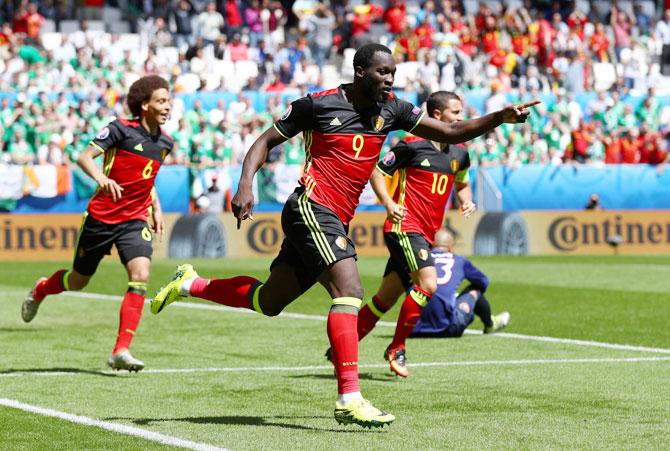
[353,43,392,70]
[126,75,169,118]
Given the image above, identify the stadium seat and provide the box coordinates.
[341,48,356,78]
[41,32,62,51]
[108,21,131,34]
[59,20,80,34]
[102,6,122,22]
[87,21,105,32]
[592,62,616,91]
[157,47,180,67]
[42,19,56,33]
[118,33,141,50]
[235,60,259,83]
[176,73,202,93]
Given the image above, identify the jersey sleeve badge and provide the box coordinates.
[451,160,460,173]
[96,127,110,140]
[280,104,292,120]
[382,151,396,165]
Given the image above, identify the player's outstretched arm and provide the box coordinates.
[412,100,541,144]
[77,145,124,202]
[232,126,287,229]
[455,181,476,217]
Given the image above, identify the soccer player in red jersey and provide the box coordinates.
[328,91,480,377]
[22,75,174,372]
[151,44,538,427]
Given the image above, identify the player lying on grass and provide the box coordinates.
[22,75,173,372]
[325,227,509,374]
[150,44,536,428]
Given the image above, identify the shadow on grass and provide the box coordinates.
[0,367,118,377]
[104,415,386,433]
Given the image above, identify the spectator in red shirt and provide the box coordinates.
[481,16,500,54]
[590,22,610,62]
[227,33,249,62]
[12,4,28,34]
[619,129,641,163]
[570,120,592,163]
[603,133,621,164]
[414,16,435,49]
[384,0,406,35]
[225,0,243,38]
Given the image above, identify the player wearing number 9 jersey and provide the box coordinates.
[22,75,173,373]
[150,44,539,428]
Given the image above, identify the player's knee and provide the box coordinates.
[417,280,437,296]
[68,278,88,291]
[258,299,283,317]
[128,270,150,284]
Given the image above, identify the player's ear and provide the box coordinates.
[431,108,442,120]
[141,101,149,113]
[354,64,365,79]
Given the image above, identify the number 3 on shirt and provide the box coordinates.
[352,134,364,159]
[142,160,153,179]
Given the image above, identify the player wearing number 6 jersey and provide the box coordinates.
[22,75,173,372]
[151,44,538,428]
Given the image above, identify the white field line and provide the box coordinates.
[1,356,670,379]
[61,291,670,355]
[0,398,226,451]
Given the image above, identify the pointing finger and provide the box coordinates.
[518,99,541,109]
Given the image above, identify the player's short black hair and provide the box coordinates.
[126,75,169,117]
[426,91,461,115]
[353,43,393,70]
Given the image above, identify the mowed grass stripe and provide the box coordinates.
[0,398,226,451]
[2,356,670,379]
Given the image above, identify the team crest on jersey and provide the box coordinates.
[418,249,428,261]
[96,127,110,140]
[280,104,292,120]
[335,236,348,251]
[451,160,460,173]
[371,115,385,132]
[382,151,396,165]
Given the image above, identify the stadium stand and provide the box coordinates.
[1,0,670,210]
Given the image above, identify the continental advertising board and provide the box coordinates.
[2,210,670,260]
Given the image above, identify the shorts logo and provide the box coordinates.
[371,115,385,132]
[280,104,292,121]
[382,151,396,166]
[335,236,348,251]
[458,301,471,314]
[96,127,110,140]
[418,248,428,261]
[78,248,85,257]
[451,160,460,173]
[141,227,152,242]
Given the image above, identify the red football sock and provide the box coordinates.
[327,309,360,394]
[357,295,389,341]
[189,276,260,309]
[113,290,145,354]
[34,269,68,302]
[389,287,431,350]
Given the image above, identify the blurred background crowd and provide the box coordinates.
[1,0,670,175]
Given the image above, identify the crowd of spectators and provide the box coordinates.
[1,0,670,174]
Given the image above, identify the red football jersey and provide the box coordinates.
[87,119,173,224]
[378,140,470,244]
[274,84,424,225]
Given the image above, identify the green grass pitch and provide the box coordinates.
[1,256,669,449]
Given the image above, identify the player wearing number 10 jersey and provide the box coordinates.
[22,75,173,372]
[151,44,539,428]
